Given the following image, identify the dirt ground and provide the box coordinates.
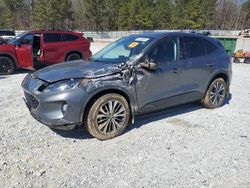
[0,42,249,188]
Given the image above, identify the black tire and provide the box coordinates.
[0,56,15,75]
[66,53,82,61]
[84,93,130,140]
[233,58,240,63]
[244,58,250,64]
[202,78,227,109]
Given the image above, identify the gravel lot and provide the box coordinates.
[0,42,250,188]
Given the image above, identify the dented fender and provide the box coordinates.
[79,70,139,122]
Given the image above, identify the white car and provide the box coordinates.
[0,30,15,41]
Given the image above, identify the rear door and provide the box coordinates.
[178,36,216,97]
[15,33,33,68]
[42,33,64,64]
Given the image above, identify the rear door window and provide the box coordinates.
[63,34,79,41]
[180,37,206,59]
[44,33,62,43]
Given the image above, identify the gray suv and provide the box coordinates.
[22,32,232,140]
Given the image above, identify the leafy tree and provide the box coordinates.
[186,0,204,29]
[118,0,131,30]
[201,0,216,29]
[242,0,250,27]
[104,0,120,30]
[1,0,28,29]
[171,0,189,29]
[152,0,172,29]
[129,0,153,30]
[85,0,106,30]
[33,0,74,30]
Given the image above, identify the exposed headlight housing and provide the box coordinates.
[43,78,93,93]
[42,78,82,93]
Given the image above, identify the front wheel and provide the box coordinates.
[85,93,130,140]
[202,78,227,109]
[0,56,15,75]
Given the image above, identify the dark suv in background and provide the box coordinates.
[22,32,232,140]
[0,29,15,41]
[0,30,92,74]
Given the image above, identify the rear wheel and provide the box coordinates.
[244,58,250,64]
[202,78,227,109]
[85,93,130,140]
[0,56,15,75]
[66,53,82,61]
[233,58,240,63]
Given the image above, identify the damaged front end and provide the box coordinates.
[22,59,139,128]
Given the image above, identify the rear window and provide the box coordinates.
[203,39,218,54]
[0,30,15,36]
[44,33,62,43]
[63,34,79,41]
[180,37,206,59]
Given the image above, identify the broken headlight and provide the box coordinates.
[43,79,81,93]
[43,78,93,93]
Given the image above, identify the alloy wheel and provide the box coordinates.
[210,81,226,105]
[0,58,12,74]
[96,100,126,134]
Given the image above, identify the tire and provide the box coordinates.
[66,53,82,61]
[202,78,227,109]
[0,56,15,75]
[244,58,250,64]
[233,58,240,63]
[85,93,130,140]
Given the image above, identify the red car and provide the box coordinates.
[0,30,92,74]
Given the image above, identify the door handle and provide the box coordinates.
[207,62,215,67]
[171,68,181,73]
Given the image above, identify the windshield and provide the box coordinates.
[8,32,27,45]
[90,36,154,64]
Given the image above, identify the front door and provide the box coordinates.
[135,37,185,113]
[15,33,33,68]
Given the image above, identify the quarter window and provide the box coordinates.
[203,39,218,54]
[44,33,62,43]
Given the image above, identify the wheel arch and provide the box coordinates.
[65,51,83,61]
[0,52,18,68]
[80,87,137,123]
[204,71,230,96]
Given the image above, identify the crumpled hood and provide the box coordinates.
[33,60,122,83]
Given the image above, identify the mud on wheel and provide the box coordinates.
[0,56,15,75]
[85,93,130,140]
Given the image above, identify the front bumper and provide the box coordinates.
[22,75,88,128]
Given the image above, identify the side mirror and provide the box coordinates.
[140,58,159,71]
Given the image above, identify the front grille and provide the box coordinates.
[24,92,39,109]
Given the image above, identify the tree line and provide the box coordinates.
[0,0,249,31]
